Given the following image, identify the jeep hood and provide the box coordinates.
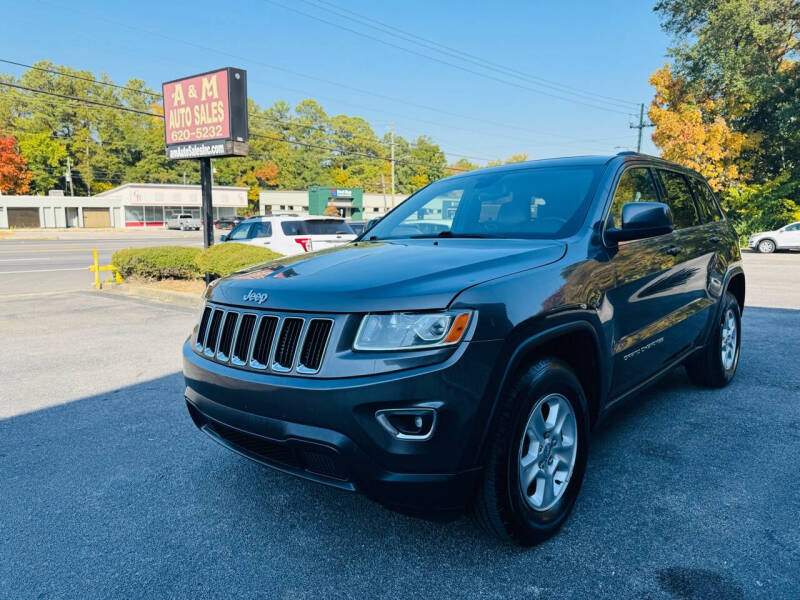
[206,239,566,313]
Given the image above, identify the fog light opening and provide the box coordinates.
[376,408,436,441]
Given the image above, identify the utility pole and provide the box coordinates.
[629,103,655,153]
[381,172,387,213]
[65,157,74,196]
[390,124,395,208]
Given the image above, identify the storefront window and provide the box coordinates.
[125,206,144,225]
[145,206,163,224]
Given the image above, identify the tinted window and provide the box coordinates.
[249,222,272,238]
[281,220,354,235]
[367,165,604,240]
[607,167,660,230]
[228,223,252,240]
[657,170,700,229]
[689,179,722,223]
[785,223,800,231]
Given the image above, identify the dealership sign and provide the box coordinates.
[162,68,249,160]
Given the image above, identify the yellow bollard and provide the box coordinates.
[93,248,100,290]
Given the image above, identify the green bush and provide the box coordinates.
[195,243,281,277]
[112,246,202,280]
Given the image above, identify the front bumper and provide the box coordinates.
[183,337,502,514]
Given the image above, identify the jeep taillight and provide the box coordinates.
[294,237,313,252]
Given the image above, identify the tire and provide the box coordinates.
[471,359,589,545]
[686,291,741,388]
[757,239,776,253]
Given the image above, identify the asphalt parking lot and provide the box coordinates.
[1,239,799,599]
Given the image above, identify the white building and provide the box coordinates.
[0,183,247,229]
[259,189,409,219]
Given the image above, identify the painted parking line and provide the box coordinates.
[0,267,89,274]
[0,257,53,262]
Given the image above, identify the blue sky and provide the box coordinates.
[6,0,671,163]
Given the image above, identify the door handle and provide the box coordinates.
[709,235,720,243]
[666,246,681,256]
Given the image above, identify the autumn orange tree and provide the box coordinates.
[0,135,33,194]
[648,64,748,191]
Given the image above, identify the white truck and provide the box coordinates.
[166,213,202,231]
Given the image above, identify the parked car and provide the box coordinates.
[214,216,245,230]
[748,222,800,253]
[220,215,356,256]
[165,213,201,231]
[183,153,744,545]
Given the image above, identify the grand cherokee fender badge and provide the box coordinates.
[242,290,269,304]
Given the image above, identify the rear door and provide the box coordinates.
[281,219,356,251]
[652,168,714,352]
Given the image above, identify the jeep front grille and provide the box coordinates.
[194,303,334,376]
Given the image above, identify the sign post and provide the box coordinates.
[161,67,248,251]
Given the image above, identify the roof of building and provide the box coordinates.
[95,182,248,197]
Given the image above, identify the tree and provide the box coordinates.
[652,1,800,236]
[323,203,339,216]
[0,135,33,194]
[445,157,479,176]
[17,131,67,194]
[648,64,749,191]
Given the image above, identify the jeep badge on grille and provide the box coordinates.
[243,290,269,304]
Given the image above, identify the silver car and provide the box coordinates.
[748,222,800,253]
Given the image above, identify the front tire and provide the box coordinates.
[472,359,589,545]
[686,291,741,387]
[757,239,776,253]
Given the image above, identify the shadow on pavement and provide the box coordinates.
[2,305,798,598]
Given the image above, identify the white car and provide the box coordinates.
[748,222,800,253]
[221,215,357,256]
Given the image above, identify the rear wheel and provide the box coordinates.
[472,359,589,545]
[686,291,741,387]
[757,239,776,253]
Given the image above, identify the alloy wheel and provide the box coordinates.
[720,308,738,371]
[518,393,578,512]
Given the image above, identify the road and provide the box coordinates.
[1,235,799,599]
[0,230,211,296]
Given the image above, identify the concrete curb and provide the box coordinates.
[99,282,204,309]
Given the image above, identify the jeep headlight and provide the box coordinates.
[353,311,472,351]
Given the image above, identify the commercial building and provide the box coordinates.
[259,187,409,220]
[0,183,247,229]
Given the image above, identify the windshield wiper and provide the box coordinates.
[409,231,494,239]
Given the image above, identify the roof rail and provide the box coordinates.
[616,151,638,156]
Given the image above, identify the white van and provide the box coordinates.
[221,215,357,256]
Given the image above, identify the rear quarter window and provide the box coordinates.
[281,220,354,235]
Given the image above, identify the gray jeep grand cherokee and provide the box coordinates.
[183,153,744,545]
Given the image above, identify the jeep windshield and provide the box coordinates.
[366,165,604,240]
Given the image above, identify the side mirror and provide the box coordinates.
[220,234,228,242]
[606,202,673,243]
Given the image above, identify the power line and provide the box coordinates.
[0,81,161,117]
[302,0,641,110]
[0,58,161,97]
[38,1,631,141]
[261,0,635,116]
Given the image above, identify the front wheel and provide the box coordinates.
[471,359,589,545]
[686,291,741,387]
[757,239,776,253]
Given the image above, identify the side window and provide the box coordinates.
[784,223,800,232]
[690,178,722,223]
[607,167,660,229]
[657,170,700,230]
[249,222,272,238]
[228,223,252,240]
